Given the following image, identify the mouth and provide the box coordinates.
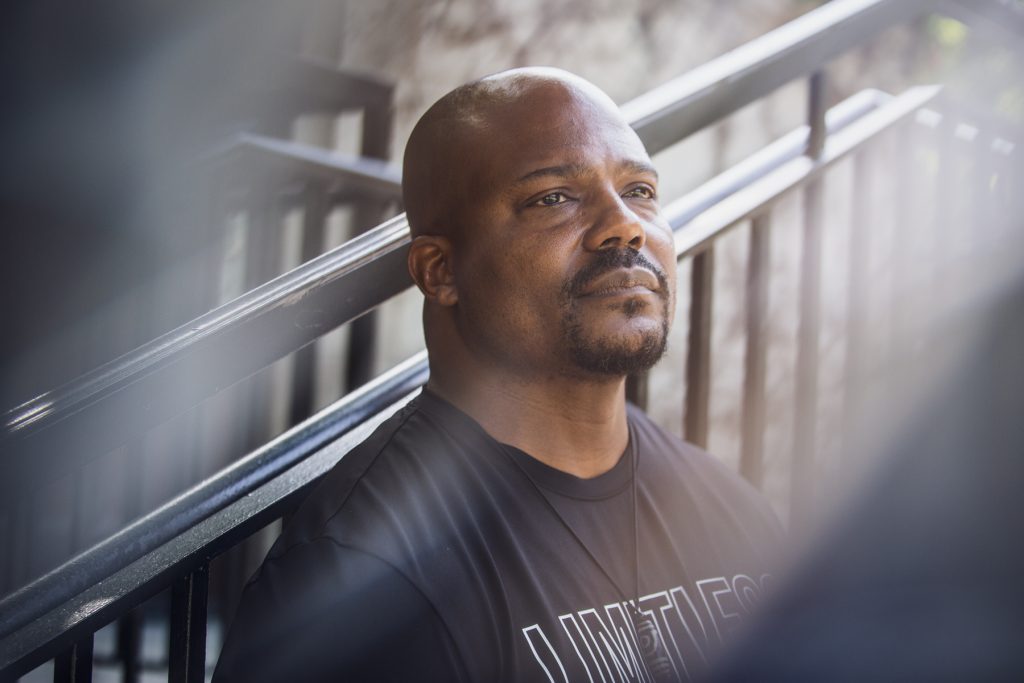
[577,267,660,299]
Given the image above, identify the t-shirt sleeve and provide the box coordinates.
[212,537,466,683]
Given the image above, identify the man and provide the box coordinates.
[214,67,781,683]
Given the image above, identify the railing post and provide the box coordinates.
[889,120,920,362]
[345,97,395,390]
[842,148,875,470]
[806,71,828,159]
[116,609,141,683]
[169,563,210,683]
[53,635,93,683]
[625,372,649,411]
[740,214,771,489]
[290,185,331,426]
[684,247,714,448]
[239,192,286,454]
[790,70,828,526]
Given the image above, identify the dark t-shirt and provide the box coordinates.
[213,389,782,682]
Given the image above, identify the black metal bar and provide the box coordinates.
[621,0,933,153]
[0,354,428,680]
[841,149,874,467]
[740,214,771,488]
[345,313,379,389]
[52,635,92,683]
[625,372,649,411]
[0,214,413,499]
[672,86,943,259]
[289,186,331,425]
[238,194,286,458]
[116,611,140,683]
[807,72,828,159]
[0,351,428,666]
[209,133,402,202]
[790,178,825,527]
[684,248,714,448]
[790,69,829,522]
[344,96,396,390]
[663,88,887,230]
[169,563,209,683]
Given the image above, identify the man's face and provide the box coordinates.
[449,81,676,380]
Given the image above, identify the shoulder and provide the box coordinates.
[628,404,783,537]
[214,537,466,683]
[267,388,509,566]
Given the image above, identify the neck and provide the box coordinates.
[428,359,629,479]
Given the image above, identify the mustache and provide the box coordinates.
[564,248,670,300]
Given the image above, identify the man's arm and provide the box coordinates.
[213,536,466,683]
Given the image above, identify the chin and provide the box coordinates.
[566,319,669,377]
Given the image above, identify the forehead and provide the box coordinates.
[465,82,651,185]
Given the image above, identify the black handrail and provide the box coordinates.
[622,0,932,154]
[208,132,403,201]
[1,213,411,497]
[0,352,429,677]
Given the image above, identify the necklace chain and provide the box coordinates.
[502,422,675,681]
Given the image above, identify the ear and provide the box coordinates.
[407,235,458,306]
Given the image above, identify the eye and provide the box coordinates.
[623,185,656,200]
[534,192,570,206]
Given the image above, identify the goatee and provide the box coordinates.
[560,248,671,376]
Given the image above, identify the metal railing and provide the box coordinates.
[2,0,1021,679]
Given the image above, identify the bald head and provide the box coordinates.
[403,66,674,393]
[402,68,627,239]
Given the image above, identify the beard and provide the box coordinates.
[560,248,672,377]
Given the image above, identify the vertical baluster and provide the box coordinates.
[117,610,141,683]
[806,71,827,159]
[841,148,874,471]
[169,563,210,683]
[684,247,714,448]
[740,214,771,489]
[113,438,144,683]
[791,71,827,527]
[289,185,330,426]
[625,372,648,410]
[241,192,285,453]
[888,120,919,375]
[345,96,395,390]
[53,635,94,683]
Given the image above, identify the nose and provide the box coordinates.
[583,192,646,252]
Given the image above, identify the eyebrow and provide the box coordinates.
[514,160,659,185]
